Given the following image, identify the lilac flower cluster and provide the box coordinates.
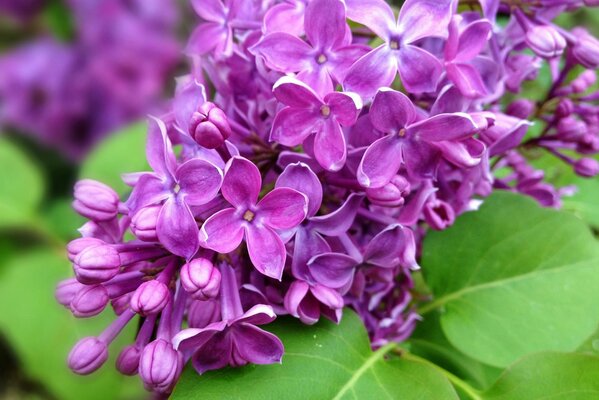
[0,0,179,159]
[57,0,599,395]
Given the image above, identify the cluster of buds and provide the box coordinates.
[57,0,599,395]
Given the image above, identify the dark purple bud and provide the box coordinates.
[55,278,85,307]
[366,175,411,207]
[68,337,108,375]
[557,116,587,140]
[139,339,183,394]
[130,280,170,316]
[189,102,231,149]
[70,285,109,318]
[574,158,599,177]
[180,258,221,300]
[572,28,599,69]
[67,237,105,262]
[130,205,160,242]
[72,180,120,221]
[555,98,574,118]
[116,345,141,376]
[525,25,566,58]
[506,99,534,119]
[73,245,121,284]
[423,200,456,231]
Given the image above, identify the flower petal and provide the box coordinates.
[157,196,200,259]
[457,19,493,61]
[446,62,488,98]
[297,66,334,97]
[402,140,441,180]
[174,78,205,133]
[325,91,362,126]
[314,119,347,172]
[222,156,261,208]
[364,224,410,268]
[191,0,225,22]
[357,135,403,188]
[397,45,442,93]
[232,324,284,365]
[328,44,370,83]
[251,33,312,72]
[172,321,227,351]
[263,1,305,36]
[311,284,344,310]
[291,228,331,280]
[270,107,321,147]
[308,253,357,288]
[304,0,347,49]
[272,76,322,108]
[191,331,232,374]
[177,159,223,206]
[245,225,286,280]
[345,0,395,40]
[397,0,453,43]
[125,173,170,212]
[200,208,244,253]
[146,116,176,179]
[276,163,323,218]
[410,112,478,142]
[369,88,416,132]
[257,187,308,230]
[234,304,277,326]
[435,138,485,168]
[309,193,364,236]
[343,45,398,100]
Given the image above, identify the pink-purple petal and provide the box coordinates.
[231,324,284,365]
[369,89,416,132]
[245,225,286,280]
[457,20,493,61]
[308,253,357,288]
[251,33,312,72]
[222,156,262,208]
[272,76,323,108]
[357,135,403,188]
[325,92,362,126]
[276,162,323,218]
[271,107,322,147]
[397,45,442,93]
[200,208,244,253]
[309,193,364,236]
[157,196,200,259]
[345,0,395,40]
[410,112,478,142]
[397,0,454,43]
[343,45,398,100]
[257,187,308,230]
[304,0,347,49]
[176,159,223,206]
[313,118,347,172]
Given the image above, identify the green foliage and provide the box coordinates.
[79,121,149,196]
[421,192,599,367]
[173,310,459,400]
[0,250,143,400]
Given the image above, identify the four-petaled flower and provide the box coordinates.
[200,156,308,280]
[271,77,362,171]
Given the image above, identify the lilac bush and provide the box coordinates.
[56,0,599,395]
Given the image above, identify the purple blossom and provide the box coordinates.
[200,156,308,279]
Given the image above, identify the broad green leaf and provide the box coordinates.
[421,192,599,367]
[483,352,599,399]
[0,250,143,400]
[173,310,459,400]
[563,178,599,230]
[80,121,148,196]
[407,312,502,391]
[42,198,86,242]
[0,138,44,227]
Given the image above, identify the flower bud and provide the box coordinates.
[557,116,587,140]
[116,345,141,376]
[571,28,599,69]
[73,245,121,284]
[130,280,170,316]
[55,278,85,307]
[525,25,566,58]
[506,99,534,119]
[72,179,120,221]
[555,98,574,118]
[188,299,221,328]
[423,200,455,231]
[574,158,599,177]
[180,258,221,300]
[571,70,597,93]
[189,102,231,149]
[68,337,108,375]
[366,175,411,207]
[111,293,132,315]
[70,285,109,317]
[130,205,160,242]
[139,339,183,394]
[67,237,105,262]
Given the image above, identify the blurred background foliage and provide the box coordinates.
[0,2,598,400]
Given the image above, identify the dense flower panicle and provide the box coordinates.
[60,0,599,395]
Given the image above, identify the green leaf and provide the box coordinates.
[407,312,502,391]
[79,121,148,196]
[173,310,459,400]
[0,138,44,228]
[421,192,599,367]
[0,250,143,400]
[483,352,599,399]
[42,198,86,242]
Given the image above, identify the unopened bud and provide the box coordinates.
[70,285,109,317]
[130,205,160,242]
[555,98,574,118]
[55,278,85,307]
[73,245,121,284]
[130,280,170,316]
[73,180,119,221]
[180,258,221,300]
[189,102,231,149]
[507,99,535,119]
[67,237,105,262]
[116,345,141,376]
[139,339,183,394]
[366,175,411,207]
[574,158,599,177]
[572,28,599,69]
[525,25,566,58]
[68,337,108,375]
